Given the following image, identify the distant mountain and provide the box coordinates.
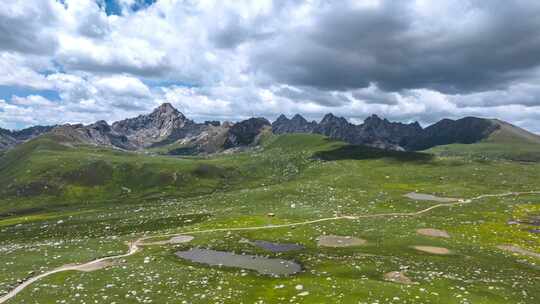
[273,114,317,134]
[487,119,540,144]
[111,103,204,148]
[43,104,268,154]
[402,117,499,150]
[0,128,16,150]
[0,125,54,150]
[224,117,271,148]
[271,113,540,151]
[2,103,539,153]
[272,113,422,150]
[50,121,133,150]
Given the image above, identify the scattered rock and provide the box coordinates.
[384,271,416,285]
[497,245,540,259]
[417,228,450,238]
[169,235,194,244]
[412,246,451,255]
[317,235,367,247]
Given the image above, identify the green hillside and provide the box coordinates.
[426,120,540,162]
[1,133,540,303]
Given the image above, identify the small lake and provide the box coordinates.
[249,240,304,252]
[404,192,457,203]
[176,248,302,276]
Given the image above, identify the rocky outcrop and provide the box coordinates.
[403,117,499,150]
[43,105,270,153]
[272,114,317,134]
[0,128,16,150]
[51,121,133,149]
[2,103,527,154]
[0,125,55,151]
[224,118,271,148]
[315,113,357,142]
[272,113,423,150]
[356,115,422,150]
[111,103,198,148]
[204,121,221,127]
[270,113,509,151]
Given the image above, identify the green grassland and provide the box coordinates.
[1,133,539,303]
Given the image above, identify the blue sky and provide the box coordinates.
[101,0,156,15]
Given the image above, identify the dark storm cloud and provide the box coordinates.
[351,85,401,105]
[273,86,349,107]
[209,15,274,49]
[57,54,173,78]
[251,0,540,94]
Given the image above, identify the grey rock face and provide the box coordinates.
[11,125,55,141]
[0,103,514,154]
[272,113,423,150]
[0,125,55,151]
[0,128,16,150]
[44,104,269,153]
[224,117,271,148]
[356,114,423,149]
[315,113,357,141]
[270,113,502,151]
[51,121,133,150]
[204,121,221,127]
[272,114,317,134]
[111,103,195,148]
[403,117,499,150]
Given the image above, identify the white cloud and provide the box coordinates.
[0,53,53,90]
[94,75,151,98]
[11,95,56,107]
[0,0,539,134]
[0,0,61,54]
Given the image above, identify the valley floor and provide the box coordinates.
[1,134,540,303]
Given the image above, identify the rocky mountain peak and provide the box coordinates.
[364,114,384,125]
[110,103,193,147]
[291,114,308,123]
[224,117,271,148]
[275,114,289,122]
[0,125,55,150]
[410,121,422,130]
[320,113,348,126]
[151,103,183,119]
[0,127,12,136]
[272,113,317,134]
[89,120,110,132]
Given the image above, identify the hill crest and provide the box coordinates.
[2,104,539,153]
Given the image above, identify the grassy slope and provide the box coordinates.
[426,120,540,162]
[0,133,539,303]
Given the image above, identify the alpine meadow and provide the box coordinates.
[1,1,540,304]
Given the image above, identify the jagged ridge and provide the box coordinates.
[2,103,539,153]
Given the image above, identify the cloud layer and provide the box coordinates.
[1,0,540,132]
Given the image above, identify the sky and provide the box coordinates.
[1,0,540,132]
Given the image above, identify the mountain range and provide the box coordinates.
[1,103,539,154]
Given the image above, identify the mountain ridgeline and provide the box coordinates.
[0,126,55,151]
[1,103,539,154]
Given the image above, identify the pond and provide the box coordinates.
[176,248,302,276]
[404,192,457,203]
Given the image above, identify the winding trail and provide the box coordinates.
[1,190,539,303]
